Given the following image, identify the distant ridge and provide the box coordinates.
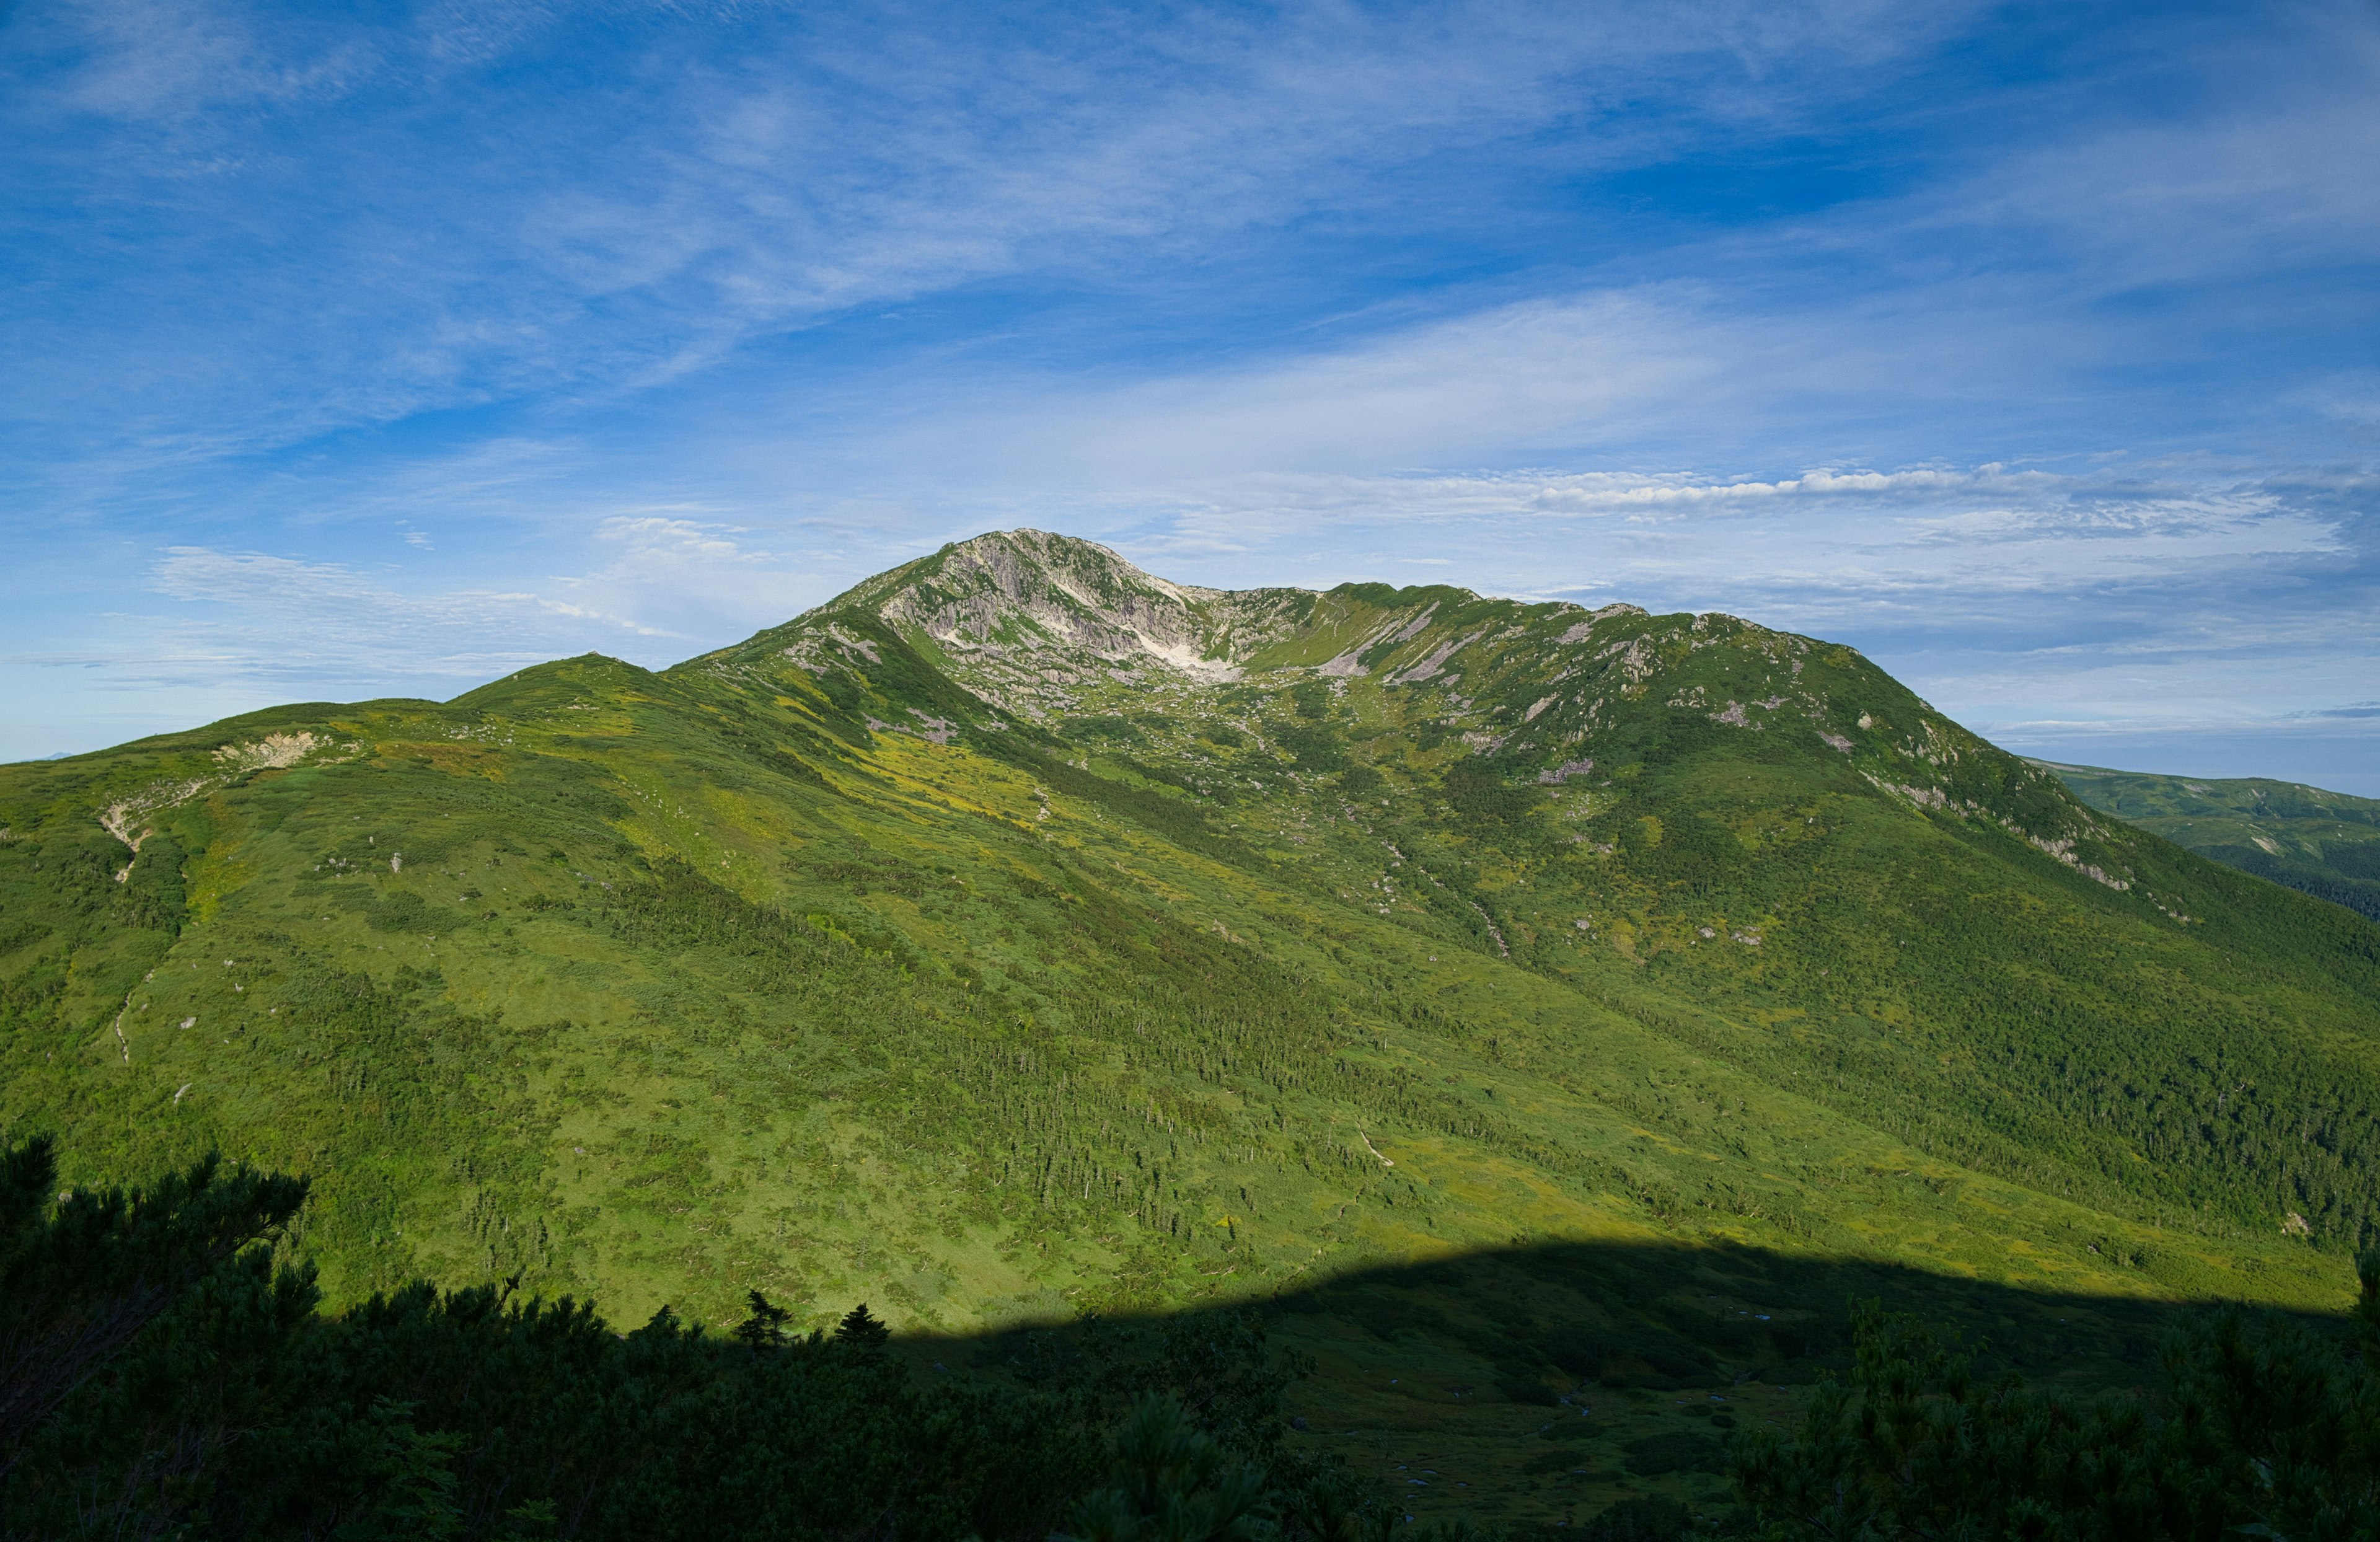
[2039,759,2380,922]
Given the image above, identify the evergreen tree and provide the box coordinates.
[0,1135,309,1483]
[834,1302,891,1356]
[733,1290,792,1349]
[1056,1394,1269,1542]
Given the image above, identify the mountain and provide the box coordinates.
[5,530,2379,1522]
[2040,760,2380,923]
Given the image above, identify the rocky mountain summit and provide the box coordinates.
[710,531,2133,895]
[729,530,1310,720]
[852,529,1308,674]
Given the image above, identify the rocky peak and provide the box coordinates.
[813,531,1311,711]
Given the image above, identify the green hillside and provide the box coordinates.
[2041,759,2380,922]
[6,529,2379,1526]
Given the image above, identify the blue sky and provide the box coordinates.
[4,1,2376,791]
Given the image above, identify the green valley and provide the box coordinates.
[6,529,2379,1529]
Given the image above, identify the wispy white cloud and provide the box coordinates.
[592,515,764,562]
[2,0,1987,461]
[52,0,382,118]
[1097,464,2343,602]
[133,544,692,695]
[109,510,836,697]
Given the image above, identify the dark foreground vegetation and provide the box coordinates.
[7,1139,2379,1542]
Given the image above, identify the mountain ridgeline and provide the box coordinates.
[4,532,2379,1474]
[2040,759,2380,924]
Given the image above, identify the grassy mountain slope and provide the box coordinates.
[2042,760,2380,923]
[4,532,2378,1522]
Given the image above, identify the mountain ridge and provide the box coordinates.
[2039,758,2380,923]
[705,531,2146,903]
[4,530,2376,1355]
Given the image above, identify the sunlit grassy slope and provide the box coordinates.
[2042,760,2380,923]
[5,531,2378,1518]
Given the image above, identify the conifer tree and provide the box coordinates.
[835,1302,892,1355]
[733,1289,791,1349]
[0,1135,309,1480]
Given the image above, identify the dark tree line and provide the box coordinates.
[1735,1269,2380,1541]
[12,1131,2380,1541]
[0,1137,1452,1542]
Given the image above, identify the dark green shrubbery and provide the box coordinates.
[16,1133,2380,1542]
[1734,1262,2380,1542]
[0,1138,1441,1542]
[0,1136,1102,1540]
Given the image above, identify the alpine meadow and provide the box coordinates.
[7,530,2380,1538]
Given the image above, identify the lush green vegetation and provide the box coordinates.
[4,529,2378,1526]
[2044,759,2380,922]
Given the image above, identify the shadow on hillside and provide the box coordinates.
[905,1237,2348,1529]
